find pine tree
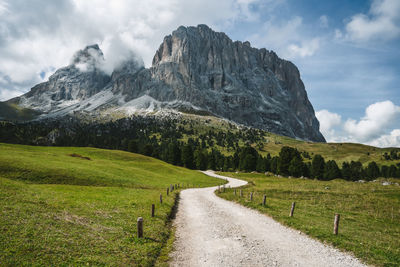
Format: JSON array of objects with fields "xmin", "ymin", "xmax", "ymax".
[
  {"xmin": 181, "ymin": 144, "xmax": 194, "ymax": 169},
  {"xmin": 381, "ymin": 165, "xmax": 389, "ymax": 178},
  {"xmin": 128, "ymin": 140, "xmax": 138, "ymax": 153},
  {"xmin": 388, "ymin": 165, "xmax": 398, "ymax": 178},
  {"xmin": 349, "ymin": 161, "xmax": 363, "ymax": 181},
  {"xmin": 270, "ymin": 156, "xmax": 278, "ymax": 174},
  {"xmin": 324, "ymin": 160, "xmax": 341, "ymax": 180},
  {"xmin": 288, "ymin": 157, "xmax": 305, "ymax": 177},
  {"xmin": 167, "ymin": 142, "xmax": 181, "ymax": 166},
  {"xmin": 239, "ymin": 146, "xmax": 258, "ymax": 171},
  {"xmin": 256, "ymin": 156, "xmax": 266, "ymax": 172},
  {"xmin": 194, "ymin": 149, "xmax": 207, "ymax": 170},
  {"xmin": 366, "ymin": 161, "xmax": 380, "ymax": 180},
  {"xmin": 141, "ymin": 144, "xmax": 154, "ymax": 157},
  {"xmin": 311, "ymin": 154, "xmax": 325, "ymax": 179},
  {"xmin": 240, "ymin": 154, "xmax": 255, "ymax": 171},
  {"xmin": 223, "ymin": 157, "xmax": 231, "ymax": 171},
  {"xmin": 278, "ymin": 146, "xmax": 301, "ymax": 175}
]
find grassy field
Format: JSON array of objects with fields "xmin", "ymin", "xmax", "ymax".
[
  {"xmin": 217, "ymin": 172, "xmax": 400, "ymax": 266},
  {"xmin": 0, "ymin": 143, "xmax": 223, "ymax": 266}
]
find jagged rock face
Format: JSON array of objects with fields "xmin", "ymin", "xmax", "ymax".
[
  {"xmin": 18, "ymin": 45, "xmax": 111, "ymax": 112},
  {"xmin": 4, "ymin": 25, "xmax": 325, "ymax": 142},
  {"xmin": 146, "ymin": 25, "xmax": 325, "ymax": 142}
]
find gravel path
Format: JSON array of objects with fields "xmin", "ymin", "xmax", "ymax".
[{"xmin": 169, "ymin": 171, "xmax": 367, "ymax": 267}]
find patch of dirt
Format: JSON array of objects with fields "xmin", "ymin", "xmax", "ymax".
[{"xmin": 68, "ymin": 153, "xmax": 91, "ymax": 160}]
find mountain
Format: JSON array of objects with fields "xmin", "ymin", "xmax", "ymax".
[{"xmin": 2, "ymin": 25, "xmax": 325, "ymax": 142}]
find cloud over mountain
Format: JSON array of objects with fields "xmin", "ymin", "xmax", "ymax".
[{"xmin": 316, "ymin": 100, "xmax": 400, "ymax": 147}]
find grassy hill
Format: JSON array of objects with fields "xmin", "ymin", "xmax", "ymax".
[
  {"xmin": 217, "ymin": 172, "xmax": 400, "ymax": 266},
  {"xmin": 259, "ymin": 133, "xmax": 399, "ymax": 166},
  {"xmin": 0, "ymin": 102, "xmax": 41, "ymax": 121},
  {"xmin": 0, "ymin": 143, "xmax": 223, "ymax": 266},
  {"xmin": 176, "ymin": 114, "xmax": 400, "ymax": 166}
]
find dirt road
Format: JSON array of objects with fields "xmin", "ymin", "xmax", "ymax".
[{"xmin": 169, "ymin": 171, "xmax": 366, "ymax": 266}]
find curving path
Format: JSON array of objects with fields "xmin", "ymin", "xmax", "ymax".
[{"xmin": 169, "ymin": 171, "xmax": 366, "ymax": 267}]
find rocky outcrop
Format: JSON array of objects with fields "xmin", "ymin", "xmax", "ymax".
[
  {"xmin": 117, "ymin": 25, "xmax": 325, "ymax": 142},
  {"xmin": 15, "ymin": 44, "xmax": 111, "ymax": 112},
  {"xmin": 3, "ymin": 25, "xmax": 325, "ymax": 142}
]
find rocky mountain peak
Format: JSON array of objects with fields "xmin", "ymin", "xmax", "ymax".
[
  {"xmin": 4, "ymin": 25, "xmax": 325, "ymax": 142},
  {"xmin": 71, "ymin": 44, "xmax": 105, "ymax": 72},
  {"xmin": 150, "ymin": 24, "xmax": 325, "ymax": 142}
]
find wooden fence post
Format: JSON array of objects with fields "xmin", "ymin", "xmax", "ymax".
[
  {"xmin": 151, "ymin": 204, "xmax": 155, "ymax": 217},
  {"xmin": 333, "ymin": 214, "xmax": 340, "ymax": 235},
  {"xmin": 137, "ymin": 217, "xmax": 143, "ymax": 238},
  {"xmin": 263, "ymin": 195, "xmax": 266, "ymax": 206},
  {"xmin": 250, "ymin": 192, "xmax": 253, "ymax": 201},
  {"xmin": 167, "ymin": 187, "xmax": 169, "ymax": 196},
  {"xmin": 160, "ymin": 194, "xmax": 163, "ymax": 204},
  {"xmin": 290, "ymin": 202, "xmax": 296, "ymax": 217}
]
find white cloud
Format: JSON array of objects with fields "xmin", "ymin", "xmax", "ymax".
[
  {"xmin": 287, "ymin": 38, "xmax": 320, "ymax": 58},
  {"xmin": 248, "ymin": 15, "xmax": 322, "ymax": 59},
  {"xmin": 0, "ymin": 0, "xmax": 8, "ymax": 15},
  {"xmin": 344, "ymin": 100, "xmax": 400, "ymax": 142},
  {"xmin": 317, "ymin": 101, "xmax": 400, "ymax": 147},
  {"xmin": 315, "ymin": 109, "xmax": 342, "ymax": 141},
  {"xmin": 319, "ymin": 15, "xmax": 328, "ymax": 28},
  {"xmin": 369, "ymin": 129, "xmax": 400, "ymax": 147},
  {"xmin": 344, "ymin": 0, "xmax": 400, "ymax": 42},
  {"xmin": 334, "ymin": 29, "xmax": 343, "ymax": 39},
  {"xmin": 236, "ymin": 0, "xmax": 261, "ymax": 22},
  {"xmin": 0, "ymin": 87, "xmax": 25, "ymax": 101},
  {"xmin": 250, "ymin": 16, "xmax": 303, "ymax": 49}
]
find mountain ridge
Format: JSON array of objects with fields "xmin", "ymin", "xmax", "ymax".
[{"xmin": 2, "ymin": 24, "xmax": 325, "ymax": 142}]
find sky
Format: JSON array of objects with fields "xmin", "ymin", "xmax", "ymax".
[{"xmin": 0, "ymin": 0, "xmax": 399, "ymax": 147}]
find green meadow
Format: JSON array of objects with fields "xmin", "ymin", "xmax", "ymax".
[
  {"xmin": 217, "ymin": 172, "xmax": 400, "ymax": 267},
  {"xmin": 0, "ymin": 143, "xmax": 223, "ymax": 266}
]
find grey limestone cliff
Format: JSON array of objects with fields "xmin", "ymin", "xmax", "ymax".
[
  {"xmin": 114, "ymin": 25, "xmax": 325, "ymax": 142},
  {"xmin": 3, "ymin": 25, "xmax": 325, "ymax": 142}
]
